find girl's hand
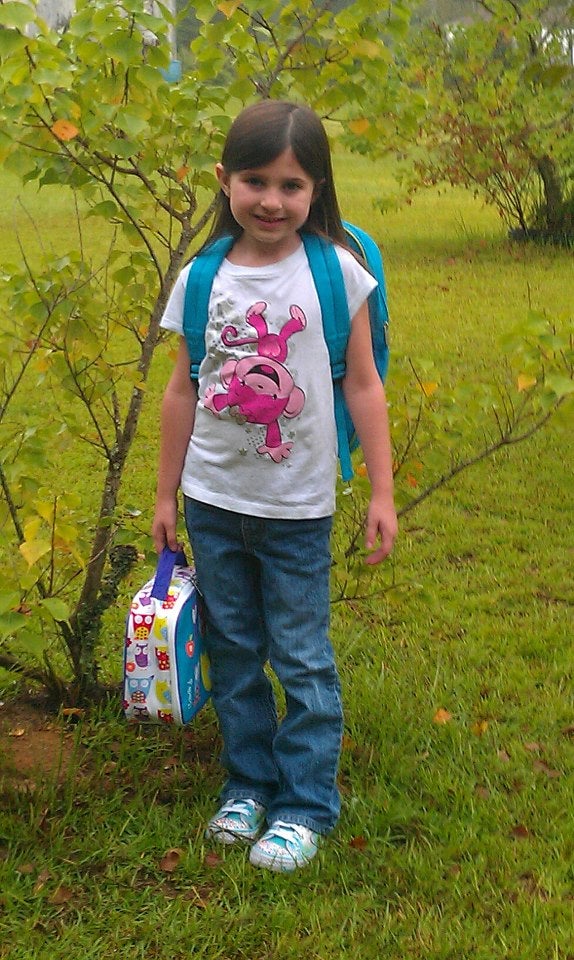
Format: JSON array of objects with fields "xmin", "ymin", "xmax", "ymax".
[
  {"xmin": 364, "ymin": 496, "xmax": 398, "ymax": 565},
  {"xmin": 152, "ymin": 498, "xmax": 180, "ymax": 554}
]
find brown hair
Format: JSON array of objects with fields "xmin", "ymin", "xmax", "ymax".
[{"xmin": 202, "ymin": 100, "xmax": 347, "ymax": 249}]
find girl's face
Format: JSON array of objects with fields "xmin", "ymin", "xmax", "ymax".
[{"xmin": 216, "ymin": 148, "xmax": 319, "ymax": 261}]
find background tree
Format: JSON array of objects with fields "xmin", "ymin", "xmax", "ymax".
[
  {"xmin": 0, "ymin": 0, "xmax": 407, "ymax": 700},
  {"xmin": 356, "ymin": 0, "xmax": 574, "ymax": 242},
  {"xmin": 0, "ymin": 0, "xmax": 571, "ymax": 704}
]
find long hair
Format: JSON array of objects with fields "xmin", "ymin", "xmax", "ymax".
[{"xmin": 201, "ymin": 100, "xmax": 347, "ymax": 250}]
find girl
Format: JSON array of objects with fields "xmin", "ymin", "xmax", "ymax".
[{"xmin": 152, "ymin": 100, "xmax": 397, "ymax": 873}]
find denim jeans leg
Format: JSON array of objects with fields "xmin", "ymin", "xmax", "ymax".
[
  {"xmin": 184, "ymin": 499, "xmax": 342, "ymax": 835},
  {"xmin": 257, "ymin": 515, "xmax": 343, "ymax": 835},
  {"xmin": 184, "ymin": 498, "xmax": 280, "ymax": 808}
]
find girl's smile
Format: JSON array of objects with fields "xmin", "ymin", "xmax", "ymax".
[{"xmin": 216, "ymin": 148, "xmax": 319, "ymax": 263}]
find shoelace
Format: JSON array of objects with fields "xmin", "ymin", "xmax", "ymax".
[
  {"xmin": 219, "ymin": 800, "xmax": 258, "ymax": 820},
  {"xmin": 262, "ymin": 822, "xmax": 314, "ymax": 848}
]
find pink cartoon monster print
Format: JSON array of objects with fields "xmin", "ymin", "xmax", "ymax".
[{"xmin": 204, "ymin": 301, "xmax": 306, "ymax": 463}]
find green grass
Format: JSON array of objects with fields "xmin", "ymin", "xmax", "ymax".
[{"xmin": 1, "ymin": 156, "xmax": 573, "ymax": 958}]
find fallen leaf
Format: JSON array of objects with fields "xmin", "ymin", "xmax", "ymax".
[
  {"xmin": 49, "ymin": 885, "xmax": 74, "ymax": 905},
  {"xmin": 8, "ymin": 727, "xmax": 26, "ymax": 737},
  {"xmin": 159, "ymin": 848, "xmax": 183, "ymax": 873},
  {"xmin": 60, "ymin": 707, "xmax": 85, "ymax": 721},
  {"xmin": 162, "ymin": 756, "xmax": 180, "ymax": 770},
  {"xmin": 561, "ymin": 725, "xmax": 574, "ymax": 738},
  {"xmin": 510, "ymin": 824, "xmax": 530, "ymax": 840},
  {"xmin": 519, "ymin": 872, "xmax": 549, "ymax": 901},
  {"xmin": 475, "ymin": 785, "xmax": 490, "ymax": 800},
  {"xmin": 497, "ymin": 749, "xmax": 511, "ymax": 763},
  {"xmin": 179, "ymin": 884, "xmax": 210, "ymax": 907},
  {"xmin": 433, "ymin": 708, "xmax": 453, "ymax": 725},
  {"xmin": 33, "ymin": 869, "xmax": 51, "ymax": 893},
  {"xmin": 533, "ymin": 759, "xmax": 561, "ymax": 779},
  {"xmin": 349, "ymin": 836, "xmax": 368, "ymax": 850},
  {"xmin": 204, "ymin": 851, "xmax": 223, "ymax": 868},
  {"xmin": 524, "ymin": 741, "xmax": 542, "ymax": 753}
]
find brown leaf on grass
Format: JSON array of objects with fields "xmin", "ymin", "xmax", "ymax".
[
  {"xmin": 510, "ymin": 824, "xmax": 530, "ymax": 840},
  {"xmin": 204, "ymin": 850, "xmax": 223, "ymax": 868},
  {"xmin": 60, "ymin": 707, "xmax": 85, "ymax": 721},
  {"xmin": 533, "ymin": 759, "xmax": 561, "ymax": 779},
  {"xmin": 162, "ymin": 756, "xmax": 180, "ymax": 771},
  {"xmin": 183, "ymin": 884, "xmax": 213, "ymax": 908},
  {"xmin": 497, "ymin": 749, "xmax": 511, "ymax": 763},
  {"xmin": 519, "ymin": 872, "xmax": 549, "ymax": 901},
  {"xmin": 433, "ymin": 708, "xmax": 453, "ymax": 725},
  {"xmin": 524, "ymin": 741, "xmax": 542, "ymax": 753},
  {"xmin": 349, "ymin": 836, "xmax": 368, "ymax": 850},
  {"xmin": 561, "ymin": 725, "xmax": 574, "ymax": 739},
  {"xmin": 33, "ymin": 869, "xmax": 51, "ymax": 893},
  {"xmin": 159, "ymin": 848, "xmax": 183, "ymax": 873},
  {"xmin": 475, "ymin": 785, "xmax": 490, "ymax": 801},
  {"xmin": 49, "ymin": 885, "xmax": 74, "ymax": 905},
  {"xmin": 16, "ymin": 863, "xmax": 36, "ymax": 875}
]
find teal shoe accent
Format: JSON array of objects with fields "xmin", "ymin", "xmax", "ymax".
[
  {"xmin": 249, "ymin": 821, "xmax": 319, "ymax": 872},
  {"xmin": 205, "ymin": 799, "xmax": 267, "ymax": 845}
]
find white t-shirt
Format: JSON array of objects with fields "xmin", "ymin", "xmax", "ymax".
[{"xmin": 161, "ymin": 241, "xmax": 377, "ymax": 519}]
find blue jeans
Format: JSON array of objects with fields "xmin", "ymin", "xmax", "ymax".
[{"xmin": 184, "ymin": 497, "xmax": 343, "ymax": 835}]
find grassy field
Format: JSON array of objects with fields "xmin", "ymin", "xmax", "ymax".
[{"xmin": 0, "ymin": 155, "xmax": 573, "ymax": 959}]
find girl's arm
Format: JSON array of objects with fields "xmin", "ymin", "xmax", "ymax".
[
  {"xmin": 152, "ymin": 337, "xmax": 198, "ymax": 553},
  {"xmin": 342, "ymin": 301, "xmax": 398, "ymax": 565}
]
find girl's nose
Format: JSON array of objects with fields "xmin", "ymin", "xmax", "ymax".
[{"xmin": 260, "ymin": 189, "xmax": 282, "ymax": 211}]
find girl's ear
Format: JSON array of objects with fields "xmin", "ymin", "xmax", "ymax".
[{"xmin": 216, "ymin": 163, "xmax": 230, "ymax": 196}]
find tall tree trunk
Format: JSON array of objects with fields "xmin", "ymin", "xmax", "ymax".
[{"xmin": 537, "ymin": 154, "xmax": 565, "ymax": 236}]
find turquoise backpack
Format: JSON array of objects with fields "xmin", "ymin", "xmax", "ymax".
[{"xmin": 182, "ymin": 221, "xmax": 389, "ymax": 481}]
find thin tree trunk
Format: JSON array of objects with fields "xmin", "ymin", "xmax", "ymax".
[{"xmin": 537, "ymin": 154, "xmax": 564, "ymax": 236}]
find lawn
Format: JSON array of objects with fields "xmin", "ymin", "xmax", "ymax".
[{"xmin": 0, "ymin": 154, "xmax": 573, "ymax": 959}]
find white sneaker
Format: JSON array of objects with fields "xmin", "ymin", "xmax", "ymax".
[
  {"xmin": 205, "ymin": 799, "xmax": 267, "ymax": 845},
  {"xmin": 249, "ymin": 820, "xmax": 319, "ymax": 872}
]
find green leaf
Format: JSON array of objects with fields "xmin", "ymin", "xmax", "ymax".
[
  {"xmin": 0, "ymin": 2, "xmax": 34, "ymax": 30},
  {"xmin": 0, "ymin": 592, "xmax": 21, "ymax": 616},
  {"xmin": 40, "ymin": 597, "xmax": 70, "ymax": 623},
  {"xmin": 544, "ymin": 374, "xmax": 574, "ymax": 398},
  {"xmin": 87, "ymin": 200, "xmax": 120, "ymax": 219},
  {"xmin": 0, "ymin": 612, "xmax": 28, "ymax": 637},
  {"xmin": 0, "ymin": 26, "xmax": 26, "ymax": 56}
]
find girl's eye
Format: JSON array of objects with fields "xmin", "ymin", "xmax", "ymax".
[{"xmin": 284, "ymin": 182, "xmax": 302, "ymax": 192}]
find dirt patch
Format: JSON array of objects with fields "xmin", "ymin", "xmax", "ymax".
[{"xmin": 0, "ymin": 696, "xmax": 79, "ymax": 784}]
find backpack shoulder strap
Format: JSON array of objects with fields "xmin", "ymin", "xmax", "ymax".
[
  {"xmin": 343, "ymin": 220, "xmax": 390, "ymax": 381},
  {"xmin": 300, "ymin": 230, "xmax": 355, "ymax": 480},
  {"xmin": 182, "ymin": 235, "xmax": 235, "ymax": 379},
  {"xmin": 300, "ymin": 232, "xmax": 350, "ymax": 377}
]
